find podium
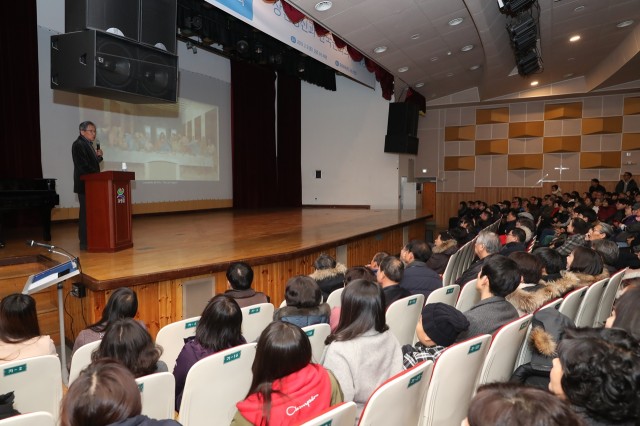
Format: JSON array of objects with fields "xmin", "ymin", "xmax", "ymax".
[{"xmin": 81, "ymin": 171, "xmax": 135, "ymax": 252}]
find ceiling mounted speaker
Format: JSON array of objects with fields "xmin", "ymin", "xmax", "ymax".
[{"xmin": 498, "ymin": 0, "xmax": 536, "ymax": 15}]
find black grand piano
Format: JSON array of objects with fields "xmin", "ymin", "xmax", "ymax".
[{"xmin": 0, "ymin": 178, "xmax": 60, "ymax": 247}]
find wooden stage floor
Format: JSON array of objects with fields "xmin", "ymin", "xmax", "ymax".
[{"xmin": 2, "ymin": 208, "xmax": 431, "ymax": 290}]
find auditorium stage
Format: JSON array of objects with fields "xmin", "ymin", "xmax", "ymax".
[{"xmin": 1, "ymin": 208, "xmax": 430, "ymax": 341}]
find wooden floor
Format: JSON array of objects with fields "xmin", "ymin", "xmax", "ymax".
[{"xmin": 2, "ymin": 208, "xmax": 431, "ymax": 289}]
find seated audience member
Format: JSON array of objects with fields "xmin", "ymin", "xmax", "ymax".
[
  {"xmin": 309, "ymin": 253, "xmax": 347, "ymax": 300},
  {"xmin": 615, "ymin": 171, "xmax": 638, "ymax": 194},
  {"xmin": 516, "ymin": 215, "xmax": 536, "ymax": 243},
  {"xmin": 574, "ymin": 205, "xmax": 598, "ymax": 226},
  {"xmin": 500, "ymin": 228, "xmax": 527, "ymax": 256},
  {"xmin": 323, "ymin": 279, "xmax": 402, "ymax": 416},
  {"xmin": 456, "ymin": 255, "xmax": 520, "ymax": 342},
  {"xmin": 549, "ymin": 327, "xmax": 640, "ymax": 426},
  {"xmin": 585, "ymin": 221, "xmax": 614, "ymax": 245},
  {"xmin": 553, "ymin": 218, "xmax": 589, "ymax": 258},
  {"xmin": 455, "ymin": 231, "xmax": 501, "ymax": 287},
  {"xmin": 508, "ymin": 251, "xmax": 544, "ymax": 291},
  {"xmin": 329, "ymin": 267, "xmax": 375, "ymax": 332},
  {"xmin": 508, "ymin": 246, "xmax": 608, "ymax": 315},
  {"xmin": 72, "ymin": 287, "xmax": 139, "ymax": 353},
  {"xmin": 402, "ymin": 303, "xmax": 470, "ymax": 369},
  {"xmin": 376, "ymin": 255, "xmax": 411, "ymax": 308},
  {"xmin": 459, "ymin": 215, "xmax": 478, "ymax": 241},
  {"xmin": 273, "ymin": 276, "xmax": 330, "ymax": 327},
  {"xmin": 426, "ymin": 231, "xmax": 458, "ymax": 274},
  {"xmin": 464, "ymin": 383, "xmax": 582, "ymax": 426},
  {"xmin": 366, "ymin": 251, "xmax": 388, "ymax": 275},
  {"xmin": 498, "ymin": 209, "xmax": 518, "ymax": 235},
  {"xmin": 0, "ymin": 293, "xmax": 56, "ymax": 364},
  {"xmin": 589, "ymin": 178, "xmax": 607, "ymax": 195},
  {"xmin": 60, "ymin": 359, "xmax": 180, "ymax": 426},
  {"xmin": 399, "ymin": 240, "xmax": 442, "ymax": 300},
  {"xmin": 590, "ymin": 239, "xmax": 620, "ymax": 274},
  {"xmin": 534, "ymin": 248, "xmax": 565, "ymax": 284},
  {"xmin": 173, "ymin": 295, "xmax": 246, "ymax": 410},
  {"xmin": 91, "ymin": 318, "xmax": 166, "ymax": 378},
  {"xmin": 232, "ymin": 321, "xmax": 343, "ymax": 426},
  {"xmin": 606, "ymin": 286, "xmax": 640, "ymax": 339},
  {"xmin": 223, "ymin": 262, "xmax": 269, "ymax": 308}
]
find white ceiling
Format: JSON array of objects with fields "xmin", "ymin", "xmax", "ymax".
[{"xmin": 287, "ymin": 0, "xmax": 640, "ymax": 102}]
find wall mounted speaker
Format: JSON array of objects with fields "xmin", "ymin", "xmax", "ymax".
[
  {"xmin": 385, "ymin": 102, "xmax": 420, "ymax": 154},
  {"xmin": 51, "ymin": 30, "xmax": 178, "ymax": 103}
]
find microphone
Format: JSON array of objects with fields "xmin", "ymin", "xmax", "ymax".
[
  {"xmin": 26, "ymin": 240, "xmax": 55, "ymax": 250},
  {"xmin": 96, "ymin": 141, "xmax": 101, "ymax": 151},
  {"xmin": 96, "ymin": 140, "xmax": 103, "ymax": 161}
]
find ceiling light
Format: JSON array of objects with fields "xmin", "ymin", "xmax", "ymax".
[
  {"xmin": 410, "ymin": 34, "xmax": 420, "ymax": 40},
  {"xmin": 448, "ymin": 17, "xmax": 464, "ymax": 26},
  {"xmin": 461, "ymin": 44, "xmax": 474, "ymax": 52},
  {"xmin": 574, "ymin": 5, "xmax": 585, "ymax": 12},
  {"xmin": 430, "ymin": 56, "xmax": 439, "ymax": 62},
  {"xmin": 314, "ymin": 1, "xmax": 332, "ymax": 12},
  {"xmin": 446, "ymin": 72, "xmax": 454, "ymax": 77},
  {"xmin": 398, "ymin": 66, "xmax": 409, "ymax": 73},
  {"xmin": 563, "ymin": 72, "xmax": 574, "ymax": 78},
  {"xmin": 373, "ymin": 46, "xmax": 387, "ymax": 54},
  {"xmin": 617, "ymin": 20, "xmax": 634, "ymax": 28},
  {"xmin": 569, "ymin": 35, "xmax": 581, "ymax": 42},
  {"xmin": 530, "ymin": 80, "xmax": 539, "ymax": 86},
  {"xmin": 469, "ymin": 65, "xmax": 480, "ymax": 70},
  {"xmin": 447, "ymin": 51, "xmax": 452, "ymax": 56},
  {"xmin": 415, "ymin": 82, "xmax": 425, "ymax": 88}
]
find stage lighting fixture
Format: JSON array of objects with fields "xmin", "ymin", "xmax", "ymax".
[{"xmin": 498, "ymin": 0, "xmax": 536, "ymax": 15}]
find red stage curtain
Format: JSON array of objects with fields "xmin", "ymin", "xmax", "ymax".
[
  {"xmin": 0, "ymin": 0, "xmax": 42, "ymax": 178},
  {"xmin": 282, "ymin": 0, "xmax": 305, "ymax": 24}
]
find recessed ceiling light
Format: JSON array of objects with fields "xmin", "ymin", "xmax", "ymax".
[
  {"xmin": 469, "ymin": 65, "xmax": 480, "ymax": 71},
  {"xmin": 398, "ymin": 66, "xmax": 409, "ymax": 73},
  {"xmin": 460, "ymin": 44, "xmax": 474, "ymax": 52},
  {"xmin": 617, "ymin": 20, "xmax": 634, "ymax": 28},
  {"xmin": 530, "ymin": 81, "xmax": 539, "ymax": 86},
  {"xmin": 410, "ymin": 34, "xmax": 420, "ymax": 40},
  {"xmin": 373, "ymin": 46, "xmax": 387, "ymax": 54},
  {"xmin": 415, "ymin": 82, "xmax": 425, "ymax": 88},
  {"xmin": 446, "ymin": 72, "xmax": 454, "ymax": 77},
  {"xmin": 447, "ymin": 51, "xmax": 452, "ymax": 56},
  {"xmin": 567, "ymin": 57, "xmax": 575, "ymax": 61},
  {"xmin": 563, "ymin": 72, "xmax": 574, "ymax": 78},
  {"xmin": 448, "ymin": 17, "xmax": 464, "ymax": 26},
  {"xmin": 569, "ymin": 35, "xmax": 581, "ymax": 42},
  {"xmin": 314, "ymin": 1, "xmax": 332, "ymax": 12},
  {"xmin": 430, "ymin": 56, "xmax": 439, "ymax": 62},
  {"xmin": 574, "ymin": 5, "xmax": 585, "ymax": 12}
]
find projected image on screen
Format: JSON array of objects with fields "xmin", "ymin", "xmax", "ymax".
[{"xmin": 80, "ymin": 97, "xmax": 219, "ymax": 181}]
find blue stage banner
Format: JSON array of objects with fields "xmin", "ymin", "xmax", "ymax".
[{"xmin": 215, "ymin": 0, "xmax": 254, "ymax": 20}]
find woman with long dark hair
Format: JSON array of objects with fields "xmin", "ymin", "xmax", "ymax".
[
  {"xmin": 91, "ymin": 318, "xmax": 164, "ymax": 378},
  {"xmin": 0, "ymin": 293, "xmax": 56, "ymax": 364},
  {"xmin": 72, "ymin": 287, "xmax": 139, "ymax": 353},
  {"xmin": 173, "ymin": 295, "xmax": 246, "ymax": 410},
  {"xmin": 231, "ymin": 321, "xmax": 343, "ymax": 425},
  {"xmin": 322, "ymin": 279, "xmax": 402, "ymax": 416}
]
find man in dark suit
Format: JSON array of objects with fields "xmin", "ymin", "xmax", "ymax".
[
  {"xmin": 376, "ymin": 255, "xmax": 410, "ymax": 309},
  {"xmin": 72, "ymin": 121, "xmax": 103, "ymax": 250}
]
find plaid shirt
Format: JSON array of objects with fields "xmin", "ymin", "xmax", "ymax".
[
  {"xmin": 555, "ymin": 233, "xmax": 586, "ymax": 257},
  {"xmin": 401, "ymin": 343, "xmax": 446, "ymax": 370}
]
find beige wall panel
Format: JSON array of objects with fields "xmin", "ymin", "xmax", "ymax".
[
  {"xmin": 461, "ymin": 107, "xmax": 477, "ymax": 125},
  {"xmin": 476, "ymin": 124, "xmax": 492, "ymax": 140},
  {"xmin": 544, "ymin": 120, "xmax": 563, "ymax": 137},
  {"xmin": 526, "ymin": 137, "xmax": 544, "ymax": 153},
  {"xmin": 527, "ymin": 102, "xmax": 545, "ymax": 121},
  {"xmin": 474, "ymin": 155, "xmax": 492, "ymax": 186},
  {"xmin": 507, "ymin": 170, "xmax": 526, "ymax": 187},
  {"xmin": 508, "ymin": 139, "xmax": 525, "ymax": 154},
  {"xmin": 623, "ymin": 115, "xmax": 640, "ymax": 133},
  {"xmin": 509, "ymin": 103, "xmax": 527, "ymax": 122},
  {"xmin": 562, "ymin": 119, "xmax": 582, "ymax": 136},
  {"xmin": 581, "ymin": 135, "xmax": 603, "ymax": 152},
  {"xmin": 492, "ymin": 123, "xmax": 509, "ymax": 139},
  {"xmin": 490, "ymin": 155, "xmax": 509, "ymax": 187},
  {"xmin": 602, "ymin": 95, "xmax": 624, "ymax": 117},
  {"xmin": 583, "ymin": 97, "xmax": 603, "ymax": 118},
  {"xmin": 445, "ymin": 108, "xmax": 462, "ymax": 126}
]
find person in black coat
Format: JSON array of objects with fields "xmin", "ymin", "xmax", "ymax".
[
  {"xmin": 376, "ymin": 255, "xmax": 410, "ymax": 309},
  {"xmin": 71, "ymin": 120, "xmax": 103, "ymax": 250}
]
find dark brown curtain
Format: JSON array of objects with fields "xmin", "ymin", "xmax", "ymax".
[
  {"xmin": 0, "ymin": 0, "xmax": 43, "ymax": 178},
  {"xmin": 276, "ymin": 73, "xmax": 301, "ymax": 207}
]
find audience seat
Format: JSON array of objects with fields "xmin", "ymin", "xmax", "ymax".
[
  {"xmin": 240, "ymin": 303, "xmax": 275, "ymax": 343},
  {"xmin": 558, "ymin": 286, "xmax": 589, "ymax": 322},
  {"xmin": 136, "ymin": 372, "xmax": 176, "ymax": 420},
  {"xmin": 0, "ymin": 412, "xmax": 55, "ymax": 426},
  {"xmin": 513, "ymin": 298, "xmax": 563, "ymax": 371},
  {"xmin": 299, "ymin": 402, "xmax": 357, "ymax": 426},
  {"xmin": 178, "ymin": 342, "xmax": 257, "ymax": 426},
  {"xmin": 0, "ymin": 355, "xmax": 62, "ymax": 419},
  {"xmin": 358, "ymin": 360, "xmax": 434, "ymax": 426},
  {"xmin": 302, "ymin": 323, "xmax": 331, "ymax": 364},
  {"xmin": 386, "ymin": 294, "xmax": 425, "ymax": 345},
  {"xmin": 68, "ymin": 339, "xmax": 101, "ymax": 385},
  {"xmin": 455, "ymin": 279, "xmax": 479, "ymax": 313},
  {"xmin": 425, "ymin": 285, "xmax": 460, "ymax": 307},
  {"xmin": 573, "ymin": 278, "xmax": 608, "ymax": 327},
  {"xmin": 477, "ymin": 314, "xmax": 532, "ymax": 386},
  {"xmin": 155, "ymin": 316, "xmax": 200, "ymax": 373},
  {"xmin": 594, "ymin": 268, "xmax": 626, "ymax": 327},
  {"xmin": 420, "ymin": 335, "xmax": 491, "ymax": 426},
  {"xmin": 326, "ymin": 287, "xmax": 344, "ymax": 309}
]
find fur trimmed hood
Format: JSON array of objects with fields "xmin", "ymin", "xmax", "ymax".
[
  {"xmin": 506, "ymin": 269, "xmax": 609, "ymax": 315},
  {"xmin": 432, "ymin": 239, "xmax": 457, "ymax": 255},
  {"xmin": 309, "ymin": 263, "xmax": 347, "ymax": 281},
  {"xmin": 529, "ymin": 326, "xmax": 556, "ymax": 357}
]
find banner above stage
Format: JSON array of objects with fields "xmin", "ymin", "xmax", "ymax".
[{"xmin": 207, "ymin": 0, "xmax": 377, "ymax": 89}]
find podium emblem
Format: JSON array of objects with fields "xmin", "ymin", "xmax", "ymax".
[{"xmin": 116, "ymin": 187, "xmax": 126, "ymax": 204}]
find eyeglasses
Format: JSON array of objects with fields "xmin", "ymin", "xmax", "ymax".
[{"xmin": 83, "ymin": 129, "xmax": 96, "ymax": 134}]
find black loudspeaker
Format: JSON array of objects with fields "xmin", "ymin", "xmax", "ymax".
[
  {"xmin": 65, "ymin": 0, "xmax": 176, "ymax": 54},
  {"xmin": 384, "ymin": 102, "xmax": 420, "ymax": 154},
  {"xmin": 51, "ymin": 30, "xmax": 178, "ymax": 103}
]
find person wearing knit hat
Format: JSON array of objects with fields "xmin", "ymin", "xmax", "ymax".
[{"xmin": 401, "ymin": 303, "xmax": 470, "ymax": 369}]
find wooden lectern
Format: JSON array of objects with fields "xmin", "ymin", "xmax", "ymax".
[{"xmin": 81, "ymin": 171, "xmax": 135, "ymax": 252}]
